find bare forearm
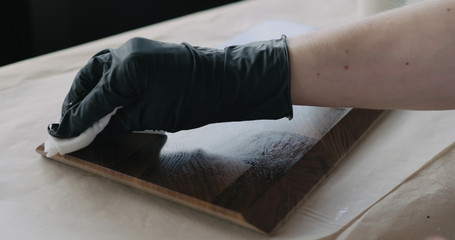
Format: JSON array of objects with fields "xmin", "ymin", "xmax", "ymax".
[{"xmin": 288, "ymin": 0, "xmax": 455, "ymax": 110}]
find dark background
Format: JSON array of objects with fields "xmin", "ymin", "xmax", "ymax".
[{"xmin": 1, "ymin": 0, "xmax": 240, "ymax": 67}]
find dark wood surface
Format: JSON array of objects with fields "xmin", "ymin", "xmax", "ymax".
[{"xmin": 36, "ymin": 106, "xmax": 384, "ymax": 234}]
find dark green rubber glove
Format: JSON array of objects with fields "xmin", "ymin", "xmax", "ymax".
[{"xmin": 48, "ymin": 36, "xmax": 293, "ymax": 138}]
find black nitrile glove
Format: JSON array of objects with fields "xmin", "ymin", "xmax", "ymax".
[{"xmin": 48, "ymin": 36, "xmax": 293, "ymax": 138}]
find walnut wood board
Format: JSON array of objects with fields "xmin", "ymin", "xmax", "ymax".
[{"xmin": 36, "ymin": 106, "xmax": 384, "ymax": 234}]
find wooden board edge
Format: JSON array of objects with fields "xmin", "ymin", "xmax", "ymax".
[
  {"xmin": 35, "ymin": 109, "xmax": 387, "ymax": 234},
  {"xmin": 35, "ymin": 145, "xmax": 265, "ymax": 234}
]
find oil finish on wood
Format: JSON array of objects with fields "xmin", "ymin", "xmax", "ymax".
[{"xmin": 36, "ymin": 106, "xmax": 384, "ymax": 234}]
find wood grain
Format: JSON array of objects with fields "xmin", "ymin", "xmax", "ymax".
[{"xmin": 36, "ymin": 106, "xmax": 384, "ymax": 234}]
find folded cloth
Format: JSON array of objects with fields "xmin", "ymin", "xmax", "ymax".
[
  {"xmin": 44, "ymin": 105, "xmax": 167, "ymax": 158},
  {"xmin": 44, "ymin": 108, "xmax": 120, "ymax": 157}
]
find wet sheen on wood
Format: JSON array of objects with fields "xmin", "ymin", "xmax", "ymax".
[{"xmin": 36, "ymin": 106, "xmax": 384, "ymax": 234}]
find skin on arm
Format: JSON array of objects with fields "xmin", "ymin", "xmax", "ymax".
[{"xmin": 288, "ymin": 0, "xmax": 455, "ymax": 110}]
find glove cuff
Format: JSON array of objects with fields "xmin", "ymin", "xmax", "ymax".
[{"xmin": 217, "ymin": 35, "xmax": 293, "ymax": 123}]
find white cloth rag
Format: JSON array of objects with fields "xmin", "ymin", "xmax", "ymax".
[
  {"xmin": 44, "ymin": 108, "xmax": 120, "ymax": 157},
  {"xmin": 44, "ymin": 107, "xmax": 166, "ymax": 158}
]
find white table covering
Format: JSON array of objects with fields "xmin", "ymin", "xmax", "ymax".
[{"xmin": 2, "ymin": 0, "xmax": 454, "ymax": 239}]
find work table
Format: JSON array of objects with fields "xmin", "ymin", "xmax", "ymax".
[{"xmin": 1, "ymin": 0, "xmax": 454, "ymax": 239}]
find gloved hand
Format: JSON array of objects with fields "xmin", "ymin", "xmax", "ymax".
[{"xmin": 48, "ymin": 36, "xmax": 293, "ymax": 138}]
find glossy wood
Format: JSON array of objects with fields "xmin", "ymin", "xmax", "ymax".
[{"xmin": 36, "ymin": 106, "xmax": 384, "ymax": 234}]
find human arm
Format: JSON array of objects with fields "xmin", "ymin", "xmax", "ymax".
[
  {"xmin": 49, "ymin": 0, "xmax": 455, "ymax": 140},
  {"xmin": 288, "ymin": 0, "xmax": 455, "ymax": 110}
]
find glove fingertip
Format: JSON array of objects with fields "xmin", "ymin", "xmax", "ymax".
[{"xmin": 47, "ymin": 123, "xmax": 62, "ymax": 138}]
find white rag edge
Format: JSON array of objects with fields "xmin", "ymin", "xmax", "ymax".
[
  {"xmin": 44, "ymin": 107, "xmax": 121, "ymax": 158},
  {"xmin": 44, "ymin": 107, "xmax": 167, "ymax": 158}
]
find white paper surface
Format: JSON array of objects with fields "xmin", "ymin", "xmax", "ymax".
[
  {"xmin": 337, "ymin": 142, "xmax": 455, "ymax": 239},
  {"xmin": 1, "ymin": 0, "xmax": 448, "ymax": 239}
]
